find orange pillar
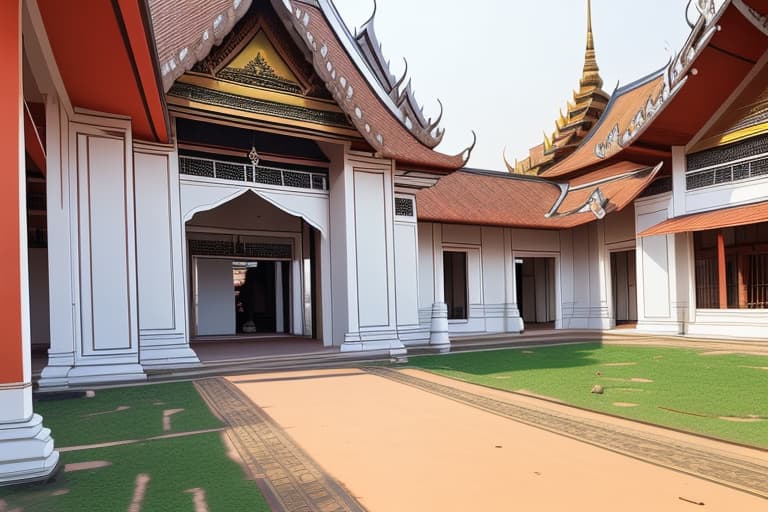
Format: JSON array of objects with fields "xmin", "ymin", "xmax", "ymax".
[
  {"xmin": 0, "ymin": 0, "xmax": 58, "ymax": 485},
  {"xmin": 0, "ymin": 0, "xmax": 24, "ymax": 386},
  {"xmin": 717, "ymin": 230, "xmax": 727, "ymax": 309}
]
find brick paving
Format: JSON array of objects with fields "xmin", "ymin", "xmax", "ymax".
[{"xmin": 194, "ymin": 378, "xmax": 366, "ymax": 512}]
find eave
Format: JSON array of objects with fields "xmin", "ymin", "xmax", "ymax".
[{"xmin": 38, "ymin": 0, "xmax": 169, "ymax": 143}]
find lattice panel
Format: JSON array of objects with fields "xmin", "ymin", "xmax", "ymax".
[
  {"xmin": 686, "ymin": 155, "xmax": 768, "ymax": 190},
  {"xmin": 687, "ymin": 134, "xmax": 768, "ymax": 171},
  {"xmin": 395, "ymin": 197, "xmax": 415, "ymax": 217},
  {"xmin": 189, "ymin": 239, "xmax": 292, "ymax": 259}
]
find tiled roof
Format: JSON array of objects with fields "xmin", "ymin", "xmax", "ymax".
[
  {"xmin": 417, "ymin": 161, "xmax": 659, "ymax": 229},
  {"xmin": 639, "ymin": 200, "xmax": 768, "ymax": 237},
  {"xmin": 148, "ymin": 0, "xmax": 470, "ymax": 172},
  {"xmin": 149, "ymin": 0, "xmax": 253, "ymax": 91},
  {"xmin": 541, "ymin": 74, "xmax": 666, "ymax": 178}
]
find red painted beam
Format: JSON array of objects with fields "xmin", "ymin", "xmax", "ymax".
[
  {"xmin": 717, "ymin": 230, "xmax": 727, "ymax": 309},
  {"xmin": 0, "ymin": 0, "xmax": 25, "ymax": 384},
  {"xmin": 38, "ymin": 0, "xmax": 169, "ymax": 142}
]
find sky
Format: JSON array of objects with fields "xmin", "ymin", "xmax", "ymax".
[{"xmin": 331, "ymin": 0, "xmax": 704, "ymax": 171}]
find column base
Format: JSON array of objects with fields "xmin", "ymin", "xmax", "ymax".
[
  {"xmin": 429, "ymin": 302, "xmax": 450, "ymax": 349},
  {"xmin": 140, "ymin": 340, "xmax": 201, "ymax": 369},
  {"xmin": 39, "ymin": 363, "xmax": 146, "ymax": 390},
  {"xmin": 504, "ymin": 304, "xmax": 525, "ymax": 333},
  {"xmin": 0, "ymin": 414, "xmax": 59, "ymax": 486},
  {"xmin": 340, "ymin": 330, "xmax": 407, "ymax": 356}
]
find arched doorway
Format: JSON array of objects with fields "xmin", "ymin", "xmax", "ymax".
[{"xmin": 185, "ymin": 191, "xmax": 323, "ymax": 343}]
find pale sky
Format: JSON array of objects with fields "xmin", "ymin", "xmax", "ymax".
[{"xmin": 332, "ymin": 0, "xmax": 704, "ymax": 171}]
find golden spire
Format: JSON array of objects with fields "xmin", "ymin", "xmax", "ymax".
[
  {"xmin": 543, "ymin": 131, "xmax": 553, "ymax": 152},
  {"xmin": 580, "ymin": 0, "xmax": 603, "ymax": 90}
]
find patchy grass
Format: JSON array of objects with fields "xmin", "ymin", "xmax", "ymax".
[
  {"xmin": 1, "ymin": 433, "xmax": 270, "ymax": 512},
  {"xmin": 2, "ymin": 381, "xmax": 269, "ymax": 511},
  {"xmin": 409, "ymin": 343, "xmax": 768, "ymax": 447},
  {"xmin": 34, "ymin": 381, "xmax": 222, "ymax": 447}
]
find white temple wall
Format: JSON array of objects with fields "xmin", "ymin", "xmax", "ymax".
[
  {"xmin": 40, "ymin": 111, "xmax": 147, "ymax": 387},
  {"xmin": 416, "ymin": 221, "xmax": 526, "ymax": 339},
  {"xmin": 559, "ymin": 222, "xmax": 609, "ymax": 329},
  {"xmin": 393, "ymin": 194, "xmax": 424, "ymax": 343},
  {"xmin": 634, "ymin": 192, "xmax": 683, "ymax": 333},
  {"xmin": 338, "ymin": 152, "xmax": 404, "ymax": 354},
  {"xmin": 686, "ymin": 178, "xmax": 768, "ymax": 214},
  {"xmin": 417, "ymin": 222, "xmax": 437, "ymax": 333},
  {"xmin": 134, "ymin": 142, "xmax": 198, "ymax": 367}
]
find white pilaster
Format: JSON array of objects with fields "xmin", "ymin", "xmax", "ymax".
[
  {"xmin": 503, "ymin": 228, "xmax": 524, "ymax": 332},
  {"xmin": 38, "ymin": 96, "xmax": 75, "ymax": 387},
  {"xmin": 338, "ymin": 151, "xmax": 405, "ymax": 356},
  {"xmin": 41, "ymin": 112, "xmax": 146, "ymax": 386},
  {"xmin": 429, "ymin": 223, "xmax": 450, "ymax": 348},
  {"xmin": 135, "ymin": 142, "xmax": 199, "ymax": 368}
]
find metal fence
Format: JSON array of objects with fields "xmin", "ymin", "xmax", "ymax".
[{"xmin": 179, "ymin": 155, "xmax": 328, "ymax": 191}]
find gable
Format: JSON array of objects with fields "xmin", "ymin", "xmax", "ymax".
[
  {"xmin": 218, "ymin": 30, "xmax": 302, "ymax": 93},
  {"xmin": 166, "ymin": 2, "xmax": 360, "ymax": 140}
]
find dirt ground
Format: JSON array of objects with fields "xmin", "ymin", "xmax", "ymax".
[{"xmin": 228, "ymin": 368, "xmax": 767, "ymax": 511}]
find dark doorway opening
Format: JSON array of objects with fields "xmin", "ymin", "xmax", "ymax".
[
  {"xmin": 516, "ymin": 257, "xmax": 556, "ymax": 326},
  {"xmin": 444, "ymin": 251, "xmax": 468, "ymax": 320},
  {"xmin": 611, "ymin": 250, "xmax": 637, "ymax": 324},
  {"xmin": 234, "ymin": 261, "xmax": 290, "ymax": 334}
]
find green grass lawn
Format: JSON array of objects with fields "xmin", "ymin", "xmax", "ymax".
[
  {"xmin": 34, "ymin": 381, "xmax": 222, "ymax": 447},
  {"xmin": 1, "ymin": 382, "xmax": 270, "ymax": 511},
  {"xmin": 408, "ymin": 343, "xmax": 768, "ymax": 447}
]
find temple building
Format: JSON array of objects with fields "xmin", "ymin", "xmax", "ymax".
[{"xmin": 1, "ymin": 0, "xmax": 768, "ymax": 485}]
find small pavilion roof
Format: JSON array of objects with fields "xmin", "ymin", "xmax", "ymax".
[{"xmin": 417, "ymin": 161, "xmax": 660, "ymax": 229}]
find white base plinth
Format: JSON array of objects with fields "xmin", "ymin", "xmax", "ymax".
[
  {"xmin": 0, "ymin": 414, "xmax": 59, "ymax": 485},
  {"xmin": 429, "ymin": 302, "xmax": 450, "ymax": 348}
]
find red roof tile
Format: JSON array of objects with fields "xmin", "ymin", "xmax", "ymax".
[{"xmin": 639, "ymin": 201, "xmax": 768, "ymax": 237}]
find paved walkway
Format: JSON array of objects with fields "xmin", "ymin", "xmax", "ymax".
[{"xmin": 203, "ymin": 368, "xmax": 767, "ymax": 511}]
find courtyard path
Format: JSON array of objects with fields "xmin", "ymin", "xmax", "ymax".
[{"xmin": 200, "ymin": 368, "xmax": 768, "ymax": 511}]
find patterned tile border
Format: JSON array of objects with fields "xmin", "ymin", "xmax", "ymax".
[
  {"xmin": 365, "ymin": 367, "xmax": 768, "ymax": 499},
  {"xmin": 194, "ymin": 378, "xmax": 366, "ymax": 512}
]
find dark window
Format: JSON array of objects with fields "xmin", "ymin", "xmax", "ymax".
[
  {"xmin": 443, "ymin": 251, "xmax": 468, "ymax": 320},
  {"xmin": 694, "ymin": 223, "xmax": 768, "ymax": 309}
]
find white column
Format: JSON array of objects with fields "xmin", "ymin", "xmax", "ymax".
[
  {"xmin": 635, "ymin": 193, "xmax": 683, "ymax": 333},
  {"xmin": 338, "ymin": 152, "xmax": 405, "ymax": 355},
  {"xmin": 42, "ymin": 113, "xmax": 146, "ymax": 386},
  {"xmin": 38, "ymin": 95, "xmax": 76, "ymax": 387},
  {"xmin": 275, "ymin": 261, "xmax": 285, "ymax": 333},
  {"xmin": 135, "ymin": 142, "xmax": 199, "ymax": 368},
  {"xmin": 503, "ymin": 228, "xmax": 524, "ymax": 332},
  {"xmin": 393, "ymin": 195, "xmax": 423, "ymax": 345},
  {"xmin": 429, "ymin": 223, "xmax": 450, "ymax": 348}
]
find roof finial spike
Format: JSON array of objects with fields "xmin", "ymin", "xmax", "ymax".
[
  {"xmin": 586, "ymin": 0, "xmax": 594, "ymax": 51},
  {"xmin": 580, "ymin": 0, "xmax": 603, "ymax": 90},
  {"xmin": 362, "ymin": 0, "xmax": 377, "ymax": 29}
]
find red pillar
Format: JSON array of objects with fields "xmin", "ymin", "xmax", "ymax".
[
  {"xmin": 0, "ymin": 0, "xmax": 58, "ymax": 485},
  {"xmin": 0, "ymin": 0, "xmax": 24, "ymax": 386},
  {"xmin": 717, "ymin": 230, "xmax": 727, "ymax": 309}
]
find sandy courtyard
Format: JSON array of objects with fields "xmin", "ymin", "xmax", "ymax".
[{"xmin": 225, "ymin": 368, "xmax": 767, "ymax": 511}]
